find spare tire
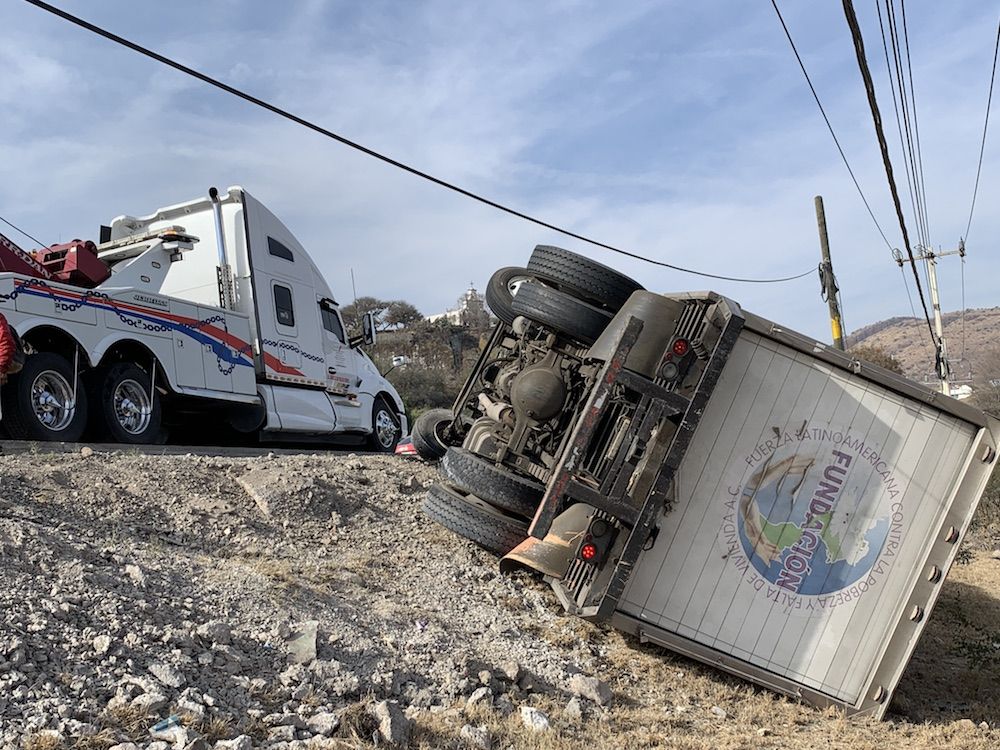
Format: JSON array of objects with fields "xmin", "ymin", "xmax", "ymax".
[
  {"xmin": 485, "ymin": 266, "xmax": 534, "ymax": 325},
  {"xmin": 422, "ymin": 482, "xmax": 529, "ymax": 556},
  {"xmin": 527, "ymin": 245, "xmax": 643, "ymax": 311},
  {"xmin": 440, "ymin": 447, "xmax": 543, "ymax": 518},
  {"xmin": 411, "ymin": 408, "xmax": 453, "ymax": 460},
  {"xmin": 511, "ymin": 281, "xmax": 612, "ymax": 345}
]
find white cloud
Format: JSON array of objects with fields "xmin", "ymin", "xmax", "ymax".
[{"xmin": 0, "ymin": 0, "xmax": 996, "ymax": 341}]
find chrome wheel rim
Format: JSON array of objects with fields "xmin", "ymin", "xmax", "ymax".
[
  {"xmin": 31, "ymin": 370, "xmax": 75, "ymax": 432},
  {"xmin": 375, "ymin": 410, "xmax": 398, "ymax": 448},
  {"xmin": 507, "ymin": 275, "xmax": 531, "ymax": 298},
  {"xmin": 113, "ymin": 378, "xmax": 152, "ymax": 435}
]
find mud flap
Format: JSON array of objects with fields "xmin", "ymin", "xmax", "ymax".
[{"xmin": 500, "ymin": 503, "xmax": 593, "ymax": 578}]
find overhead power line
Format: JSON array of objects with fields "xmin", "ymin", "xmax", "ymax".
[
  {"xmin": 899, "ymin": 1, "xmax": 932, "ymax": 247},
  {"xmin": 23, "ymin": 0, "xmax": 814, "ymax": 285},
  {"xmin": 841, "ymin": 0, "xmax": 936, "ymax": 346},
  {"xmin": 769, "ymin": 0, "xmax": 893, "ymax": 251},
  {"xmin": 877, "ymin": 0, "xmax": 929, "ymax": 251},
  {"xmin": 0, "ymin": 213, "xmax": 47, "ymax": 248},
  {"xmin": 964, "ymin": 18, "xmax": 1000, "ymax": 244}
]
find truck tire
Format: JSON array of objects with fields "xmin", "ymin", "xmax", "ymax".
[
  {"xmin": 485, "ymin": 266, "xmax": 534, "ymax": 325},
  {"xmin": 440, "ymin": 447, "xmax": 543, "ymax": 518},
  {"xmin": 511, "ymin": 281, "xmax": 613, "ymax": 345},
  {"xmin": 527, "ymin": 245, "xmax": 643, "ymax": 311},
  {"xmin": 422, "ymin": 482, "xmax": 529, "ymax": 556},
  {"xmin": 96, "ymin": 362, "xmax": 164, "ymax": 444},
  {"xmin": 411, "ymin": 408, "xmax": 452, "ymax": 460},
  {"xmin": 369, "ymin": 397, "xmax": 402, "ymax": 453},
  {"xmin": 2, "ymin": 352, "xmax": 88, "ymax": 442}
]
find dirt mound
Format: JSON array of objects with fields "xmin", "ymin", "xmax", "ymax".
[{"xmin": 0, "ymin": 446, "xmax": 998, "ymax": 749}]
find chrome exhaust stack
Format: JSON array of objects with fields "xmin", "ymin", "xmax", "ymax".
[{"xmin": 209, "ymin": 186, "xmax": 236, "ymax": 310}]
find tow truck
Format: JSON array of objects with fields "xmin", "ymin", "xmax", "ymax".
[{"xmin": 0, "ymin": 187, "xmax": 405, "ymax": 448}]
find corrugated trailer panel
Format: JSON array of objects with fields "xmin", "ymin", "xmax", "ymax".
[{"xmin": 618, "ymin": 329, "xmax": 982, "ymax": 713}]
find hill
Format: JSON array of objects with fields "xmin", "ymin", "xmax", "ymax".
[{"xmin": 848, "ymin": 307, "xmax": 1000, "ymax": 385}]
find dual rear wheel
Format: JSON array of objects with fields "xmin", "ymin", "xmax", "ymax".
[{"xmin": 1, "ymin": 354, "xmax": 163, "ymax": 444}]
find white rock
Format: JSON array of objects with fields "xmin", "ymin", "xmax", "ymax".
[
  {"xmin": 124, "ymin": 563, "xmax": 146, "ymax": 586},
  {"xmin": 285, "ymin": 620, "xmax": 319, "ymax": 665},
  {"xmin": 213, "ymin": 736, "xmax": 252, "ymax": 750},
  {"xmin": 131, "ymin": 692, "xmax": 168, "ymax": 715},
  {"xmin": 519, "ymin": 706, "xmax": 550, "ymax": 732},
  {"xmin": 149, "ymin": 662, "xmax": 185, "ymax": 688},
  {"xmin": 565, "ymin": 696, "xmax": 584, "ymax": 720},
  {"xmin": 214, "ymin": 737, "xmax": 252, "ymax": 750},
  {"xmin": 498, "ymin": 660, "xmax": 521, "ymax": 683},
  {"xmin": 466, "ymin": 686, "xmax": 493, "ymax": 708},
  {"xmin": 93, "ymin": 634, "xmax": 112, "ymax": 655},
  {"xmin": 196, "ymin": 620, "xmax": 232, "ymax": 645},
  {"xmin": 710, "ymin": 705, "xmax": 728, "ymax": 719},
  {"xmin": 369, "ymin": 700, "xmax": 412, "ymax": 746},
  {"xmin": 149, "ymin": 725, "xmax": 188, "ymax": 746},
  {"xmin": 307, "ymin": 711, "xmax": 340, "ymax": 737},
  {"xmin": 267, "ymin": 725, "xmax": 296, "ymax": 742},
  {"xmin": 460, "ymin": 723, "xmax": 492, "ymax": 749},
  {"xmin": 568, "ymin": 674, "xmax": 612, "ymax": 706}
]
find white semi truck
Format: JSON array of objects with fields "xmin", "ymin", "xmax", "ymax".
[
  {"xmin": 0, "ymin": 187, "xmax": 406, "ymax": 448},
  {"xmin": 421, "ymin": 245, "xmax": 999, "ymax": 718}
]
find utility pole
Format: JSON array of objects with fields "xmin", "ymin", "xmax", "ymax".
[
  {"xmin": 893, "ymin": 241, "xmax": 965, "ymax": 396},
  {"xmin": 814, "ymin": 196, "xmax": 845, "ymax": 350}
]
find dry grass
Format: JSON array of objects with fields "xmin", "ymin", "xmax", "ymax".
[
  {"xmin": 406, "ymin": 551, "xmax": 1000, "ymax": 750},
  {"xmin": 22, "ymin": 734, "xmax": 64, "ymax": 750},
  {"xmin": 69, "ymin": 730, "xmax": 117, "ymax": 750},
  {"xmin": 335, "ymin": 698, "xmax": 380, "ymax": 746},
  {"xmin": 192, "ymin": 716, "xmax": 238, "ymax": 744},
  {"xmin": 97, "ymin": 704, "xmax": 148, "ymax": 738}
]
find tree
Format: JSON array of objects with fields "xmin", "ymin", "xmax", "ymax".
[
  {"xmin": 849, "ymin": 343, "xmax": 904, "ymax": 375},
  {"xmin": 341, "ymin": 297, "xmax": 423, "ymax": 332},
  {"xmin": 340, "ymin": 296, "xmax": 386, "ymax": 331},
  {"xmin": 383, "ymin": 300, "xmax": 423, "ymax": 329}
]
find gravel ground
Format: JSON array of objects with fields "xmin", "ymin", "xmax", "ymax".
[{"xmin": 0, "ymin": 445, "xmax": 998, "ymax": 750}]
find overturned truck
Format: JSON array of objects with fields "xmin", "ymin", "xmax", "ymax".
[{"xmin": 417, "ymin": 245, "xmax": 999, "ymax": 719}]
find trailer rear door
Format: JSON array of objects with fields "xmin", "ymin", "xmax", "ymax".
[{"xmin": 614, "ymin": 327, "xmax": 997, "ymax": 717}]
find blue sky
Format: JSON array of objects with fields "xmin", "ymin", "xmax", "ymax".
[{"xmin": 1, "ymin": 1, "xmax": 997, "ymax": 340}]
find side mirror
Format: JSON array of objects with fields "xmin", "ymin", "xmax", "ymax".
[{"xmin": 362, "ymin": 310, "xmax": 377, "ymax": 346}]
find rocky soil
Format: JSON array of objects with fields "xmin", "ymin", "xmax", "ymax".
[{"xmin": 0, "ymin": 444, "xmax": 998, "ymax": 750}]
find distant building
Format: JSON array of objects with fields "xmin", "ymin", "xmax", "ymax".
[{"xmin": 427, "ymin": 284, "xmax": 491, "ymax": 328}]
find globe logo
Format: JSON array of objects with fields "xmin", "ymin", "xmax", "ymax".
[{"xmin": 735, "ymin": 448, "xmax": 892, "ymax": 596}]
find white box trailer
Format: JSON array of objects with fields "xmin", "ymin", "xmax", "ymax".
[
  {"xmin": 609, "ymin": 308, "xmax": 997, "ymax": 717},
  {"xmin": 423, "ymin": 251, "xmax": 998, "ymax": 719}
]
